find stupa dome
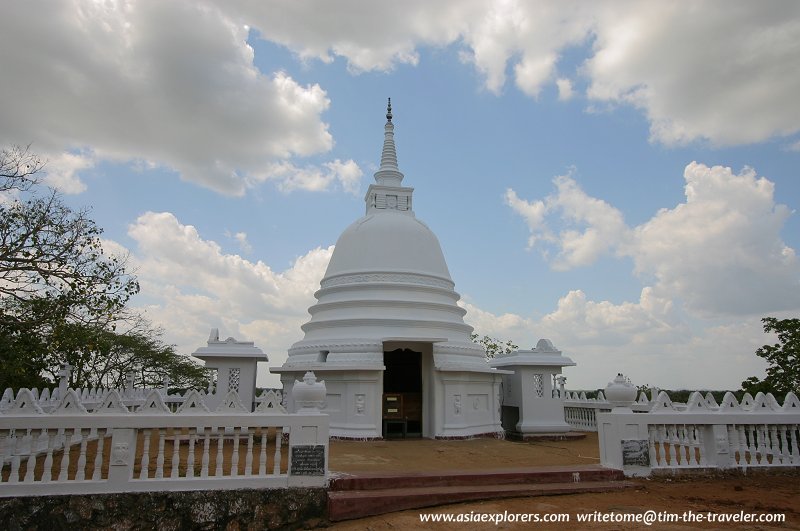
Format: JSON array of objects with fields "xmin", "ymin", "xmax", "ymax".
[
  {"xmin": 281, "ymin": 98, "xmax": 483, "ymax": 361},
  {"xmin": 274, "ymin": 99, "xmax": 506, "ymax": 440},
  {"xmin": 323, "ymin": 210, "xmax": 451, "ymax": 281}
]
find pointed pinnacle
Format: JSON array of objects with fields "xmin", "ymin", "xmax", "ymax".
[{"xmin": 386, "ymin": 97, "xmax": 392, "ymax": 122}]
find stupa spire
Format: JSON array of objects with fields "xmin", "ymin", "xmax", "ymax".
[{"xmin": 374, "ymin": 97, "xmax": 404, "ymax": 186}]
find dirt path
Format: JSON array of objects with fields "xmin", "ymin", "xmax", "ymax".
[
  {"xmin": 329, "ymin": 434, "xmax": 602, "ymax": 473},
  {"xmin": 328, "ymin": 473, "xmax": 800, "ymax": 530},
  {"xmin": 327, "ymin": 435, "xmax": 800, "ymax": 530}
]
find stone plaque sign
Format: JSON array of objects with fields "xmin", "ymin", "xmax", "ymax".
[
  {"xmin": 291, "ymin": 445, "xmax": 326, "ymax": 476},
  {"xmin": 621, "ymin": 439, "xmax": 650, "ymax": 466}
]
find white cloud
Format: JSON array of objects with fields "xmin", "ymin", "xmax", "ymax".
[
  {"xmin": 41, "ymin": 151, "xmax": 94, "ymax": 194},
  {"xmin": 3, "ymin": 0, "xmax": 797, "ymax": 193},
  {"xmin": 256, "ymin": 159, "xmax": 363, "ymax": 195},
  {"xmin": 504, "ymin": 189, "xmax": 549, "ymax": 248},
  {"xmin": 585, "ymin": 3, "xmax": 800, "ymax": 146},
  {"xmin": 0, "ymin": 0, "xmax": 337, "ymax": 196},
  {"xmin": 123, "ymin": 211, "xmax": 333, "ymax": 384},
  {"xmin": 507, "ymin": 172, "xmax": 629, "ymax": 269},
  {"xmin": 228, "ymin": 1, "xmax": 480, "ymax": 73},
  {"xmin": 556, "ymin": 78, "xmax": 574, "ymax": 101},
  {"xmin": 631, "ymin": 162, "xmax": 798, "ymax": 316},
  {"xmin": 229, "ymin": 232, "xmax": 252, "ymax": 254},
  {"xmin": 461, "ymin": 290, "xmax": 778, "ymax": 391},
  {"xmin": 231, "ymin": 1, "xmax": 799, "ymax": 146},
  {"xmin": 508, "ymin": 162, "xmax": 800, "ymax": 317}
]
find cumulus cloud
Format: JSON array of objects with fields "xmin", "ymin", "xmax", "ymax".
[
  {"xmin": 0, "ymin": 0, "xmax": 342, "ymax": 196},
  {"xmin": 506, "ymin": 172, "xmax": 629, "ymax": 269},
  {"xmin": 631, "ymin": 162, "xmax": 798, "ymax": 315},
  {"xmin": 230, "ymin": 0, "xmax": 799, "ymax": 146},
  {"xmin": 42, "ymin": 151, "xmax": 94, "ymax": 194},
  {"xmin": 3, "ymin": 1, "xmax": 797, "ymax": 195},
  {"xmin": 584, "ymin": 3, "xmax": 800, "ymax": 146},
  {"xmin": 256, "ymin": 159, "xmax": 363, "ymax": 195},
  {"xmin": 227, "ymin": 232, "xmax": 252, "ymax": 254},
  {"xmin": 556, "ymin": 78, "xmax": 574, "ymax": 101},
  {"xmin": 504, "ymin": 189, "xmax": 550, "ymax": 248},
  {"xmin": 124, "ymin": 212, "xmax": 333, "ymax": 380},
  {"xmin": 507, "ymin": 162, "xmax": 800, "ymax": 317},
  {"xmin": 461, "ymin": 289, "xmax": 778, "ymax": 390}
]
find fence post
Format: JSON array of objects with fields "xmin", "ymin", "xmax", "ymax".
[
  {"xmin": 287, "ymin": 372, "xmax": 328, "ymax": 487},
  {"xmin": 107, "ymin": 428, "xmax": 136, "ymax": 489},
  {"xmin": 597, "ymin": 374, "xmax": 652, "ymax": 477},
  {"xmin": 706, "ymin": 424, "xmax": 732, "ymax": 468}
]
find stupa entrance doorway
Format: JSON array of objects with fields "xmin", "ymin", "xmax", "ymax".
[{"xmin": 382, "ymin": 347, "xmax": 423, "ymax": 438}]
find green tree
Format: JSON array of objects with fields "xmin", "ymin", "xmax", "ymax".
[
  {"xmin": 46, "ymin": 318, "xmax": 208, "ymax": 390},
  {"xmin": 741, "ymin": 317, "xmax": 800, "ymax": 396},
  {"xmin": 0, "ymin": 145, "xmax": 206, "ymax": 391},
  {"xmin": 471, "ymin": 333, "xmax": 518, "ymax": 361}
]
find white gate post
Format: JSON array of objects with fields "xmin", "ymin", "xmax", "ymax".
[
  {"xmin": 597, "ymin": 374, "xmax": 651, "ymax": 477},
  {"xmin": 287, "ymin": 372, "xmax": 329, "ymax": 487},
  {"xmin": 107, "ymin": 428, "xmax": 137, "ymax": 489}
]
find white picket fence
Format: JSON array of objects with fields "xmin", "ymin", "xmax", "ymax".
[
  {"xmin": 0, "ymin": 385, "xmax": 328, "ymax": 497},
  {"xmin": 597, "ymin": 390, "xmax": 800, "ymax": 476}
]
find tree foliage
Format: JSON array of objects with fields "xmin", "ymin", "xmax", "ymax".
[
  {"xmin": 471, "ymin": 333, "xmax": 518, "ymax": 361},
  {"xmin": 741, "ymin": 317, "xmax": 800, "ymax": 396},
  {"xmin": 0, "ymin": 144, "xmax": 43, "ymax": 193},
  {"xmin": 0, "ymin": 145, "xmax": 207, "ymax": 391}
]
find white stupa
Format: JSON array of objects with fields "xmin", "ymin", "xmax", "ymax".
[{"xmin": 274, "ymin": 100, "xmax": 506, "ymax": 439}]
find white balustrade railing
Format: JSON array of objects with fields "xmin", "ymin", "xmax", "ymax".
[
  {"xmin": 562, "ymin": 390, "xmax": 653, "ymax": 431},
  {"xmin": 564, "ymin": 406, "xmax": 602, "ymax": 431},
  {"xmin": 0, "ymin": 385, "xmax": 328, "ymax": 497},
  {"xmin": 598, "ymin": 389, "xmax": 800, "ymax": 476}
]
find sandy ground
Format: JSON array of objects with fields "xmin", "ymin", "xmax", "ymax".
[
  {"xmin": 326, "ymin": 434, "xmax": 800, "ymax": 530},
  {"xmin": 328, "ymin": 434, "xmax": 601, "ymax": 473}
]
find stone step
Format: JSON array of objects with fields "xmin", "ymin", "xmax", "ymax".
[
  {"xmin": 327, "ymin": 480, "xmax": 635, "ymax": 521},
  {"xmin": 329, "ymin": 465, "xmax": 624, "ymax": 491}
]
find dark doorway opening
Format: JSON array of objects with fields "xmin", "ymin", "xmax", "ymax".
[{"xmin": 382, "ymin": 348, "xmax": 422, "ymax": 438}]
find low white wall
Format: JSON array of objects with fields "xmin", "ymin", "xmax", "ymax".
[
  {"xmin": 0, "ymin": 386, "xmax": 328, "ymax": 497},
  {"xmin": 597, "ymin": 390, "xmax": 800, "ymax": 476}
]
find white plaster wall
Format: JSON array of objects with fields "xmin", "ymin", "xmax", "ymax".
[
  {"xmin": 282, "ymin": 370, "xmax": 382, "ymax": 439},
  {"xmin": 516, "ymin": 367, "xmax": 571, "ymax": 433},
  {"xmin": 203, "ymin": 357, "xmax": 258, "ymax": 411}
]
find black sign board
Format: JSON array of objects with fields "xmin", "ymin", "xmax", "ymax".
[
  {"xmin": 290, "ymin": 445, "xmax": 326, "ymax": 476},
  {"xmin": 621, "ymin": 439, "xmax": 650, "ymax": 467}
]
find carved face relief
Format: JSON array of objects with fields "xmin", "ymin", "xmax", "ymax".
[
  {"xmin": 111, "ymin": 442, "xmax": 130, "ymax": 466},
  {"xmin": 356, "ymin": 394, "xmax": 365, "ymax": 415}
]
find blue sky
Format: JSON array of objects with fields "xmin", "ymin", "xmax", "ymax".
[{"xmin": 2, "ymin": 1, "xmax": 799, "ymax": 391}]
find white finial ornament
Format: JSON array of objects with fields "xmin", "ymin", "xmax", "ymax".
[{"xmin": 374, "ymin": 97, "xmax": 404, "ymax": 186}]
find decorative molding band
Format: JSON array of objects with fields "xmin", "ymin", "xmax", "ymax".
[
  {"xmin": 315, "ymin": 283, "xmax": 462, "ymax": 302},
  {"xmin": 301, "ymin": 318, "xmax": 473, "ymax": 334},
  {"xmin": 434, "ymin": 342, "xmax": 487, "ymax": 356},
  {"xmin": 320, "ymin": 272, "xmax": 454, "ymax": 290},
  {"xmin": 289, "ymin": 340, "xmax": 384, "ymax": 356},
  {"xmin": 308, "ymin": 299, "xmax": 468, "ymax": 317}
]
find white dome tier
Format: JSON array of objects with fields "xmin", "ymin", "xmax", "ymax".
[
  {"xmin": 288, "ymin": 208, "xmax": 480, "ymax": 357},
  {"xmin": 324, "ymin": 210, "xmax": 451, "ymax": 280}
]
